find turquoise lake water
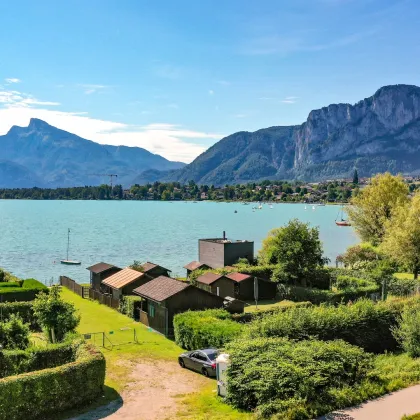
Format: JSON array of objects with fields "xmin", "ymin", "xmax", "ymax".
[{"xmin": 0, "ymin": 201, "xmax": 358, "ymax": 284}]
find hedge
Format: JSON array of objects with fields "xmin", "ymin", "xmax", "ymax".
[
  {"xmin": 279, "ymin": 284, "xmax": 380, "ymax": 305},
  {"xmin": 245, "ymin": 299, "xmax": 403, "ymax": 353},
  {"xmin": 225, "ymin": 337, "xmax": 373, "ymax": 419},
  {"xmin": 174, "ymin": 309, "xmax": 243, "ymax": 350},
  {"xmin": 0, "ymin": 279, "xmax": 48, "ymax": 302},
  {"xmin": 0, "ymin": 338, "xmax": 77, "ymax": 378},
  {"xmin": 0, "ymin": 301, "xmax": 39, "ymax": 331},
  {"xmin": 119, "ymin": 295, "xmax": 142, "ymax": 320},
  {"xmin": 0, "ymin": 342, "xmax": 105, "ymax": 420}
]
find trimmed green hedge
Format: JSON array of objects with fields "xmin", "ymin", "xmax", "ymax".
[
  {"xmin": 245, "ymin": 299, "xmax": 402, "ymax": 353},
  {"xmin": 0, "ymin": 339, "xmax": 77, "ymax": 378},
  {"xmin": 0, "ymin": 279, "xmax": 48, "ymax": 302},
  {"xmin": 174, "ymin": 309, "xmax": 243, "ymax": 350},
  {"xmin": 279, "ymin": 284, "xmax": 380, "ymax": 305},
  {"xmin": 0, "ymin": 342, "xmax": 105, "ymax": 420},
  {"xmin": 0, "ymin": 301, "xmax": 39, "ymax": 331},
  {"xmin": 225, "ymin": 337, "xmax": 373, "ymax": 419}
]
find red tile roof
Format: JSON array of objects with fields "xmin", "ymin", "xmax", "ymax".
[
  {"xmin": 102, "ymin": 268, "xmax": 144, "ymax": 289},
  {"xmin": 196, "ymin": 272, "xmax": 225, "ymax": 285},
  {"xmin": 183, "ymin": 261, "xmax": 209, "ymax": 271},
  {"xmin": 133, "ymin": 276, "xmax": 189, "ymax": 302},
  {"xmin": 226, "ymin": 272, "xmax": 252, "ymax": 283},
  {"xmin": 86, "ymin": 262, "xmax": 119, "ymax": 274}
]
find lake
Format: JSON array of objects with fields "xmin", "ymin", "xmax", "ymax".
[{"xmin": 0, "ymin": 200, "xmax": 359, "ymax": 284}]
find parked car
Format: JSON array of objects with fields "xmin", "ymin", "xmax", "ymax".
[{"xmin": 178, "ymin": 348, "xmax": 218, "ymax": 377}]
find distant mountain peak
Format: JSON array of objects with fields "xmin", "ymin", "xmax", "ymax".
[{"xmin": 28, "ymin": 118, "xmax": 51, "ymax": 129}]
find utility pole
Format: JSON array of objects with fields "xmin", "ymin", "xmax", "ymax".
[{"xmin": 90, "ymin": 174, "xmax": 118, "ymax": 188}]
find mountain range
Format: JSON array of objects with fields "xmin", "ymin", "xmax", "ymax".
[
  {"xmin": 0, "ymin": 118, "xmax": 185, "ymax": 188},
  {"xmin": 1, "ymin": 84, "xmax": 420, "ymax": 188}
]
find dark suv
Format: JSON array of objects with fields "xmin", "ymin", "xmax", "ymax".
[{"xmin": 178, "ymin": 348, "xmax": 218, "ymax": 377}]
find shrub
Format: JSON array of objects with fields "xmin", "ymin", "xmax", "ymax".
[
  {"xmin": 0, "ymin": 302, "xmax": 39, "ymax": 331},
  {"xmin": 392, "ymin": 304, "xmax": 420, "ymax": 357},
  {"xmin": 119, "ymin": 295, "xmax": 142, "ymax": 319},
  {"xmin": 174, "ymin": 309, "xmax": 243, "ymax": 350},
  {"xmin": 388, "ymin": 277, "xmax": 420, "ymax": 297},
  {"xmin": 0, "ymin": 338, "xmax": 78, "ymax": 378},
  {"xmin": 334, "ymin": 275, "xmax": 372, "ymax": 290},
  {"xmin": 0, "ymin": 270, "xmax": 5, "ymax": 282},
  {"xmin": 0, "ymin": 279, "xmax": 48, "ymax": 302},
  {"xmin": 33, "ymin": 286, "xmax": 80, "ymax": 343},
  {"xmin": 0, "ymin": 315, "xmax": 30, "ymax": 350},
  {"xmin": 225, "ymin": 337, "xmax": 373, "ymax": 419},
  {"xmin": 336, "ymin": 243, "xmax": 381, "ymax": 268},
  {"xmin": 279, "ymin": 284, "xmax": 380, "ymax": 305},
  {"xmin": 245, "ymin": 299, "xmax": 399, "ymax": 353},
  {"xmin": 0, "ymin": 342, "xmax": 105, "ymax": 420}
]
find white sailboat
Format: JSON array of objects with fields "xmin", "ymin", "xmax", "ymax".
[{"xmin": 60, "ymin": 228, "xmax": 81, "ymax": 265}]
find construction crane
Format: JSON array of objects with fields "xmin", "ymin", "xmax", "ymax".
[{"xmin": 90, "ymin": 174, "xmax": 118, "ymax": 188}]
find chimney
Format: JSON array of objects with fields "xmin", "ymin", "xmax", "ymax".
[{"xmin": 223, "ymin": 231, "xmax": 226, "ymax": 240}]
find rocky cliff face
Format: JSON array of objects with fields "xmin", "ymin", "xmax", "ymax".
[
  {"xmin": 0, "ymin": 119, "xmax": 185, "ymax": 188},
  {"xmin": 172, "ymin": 84, "xmax": 420, "ymax": 185}
]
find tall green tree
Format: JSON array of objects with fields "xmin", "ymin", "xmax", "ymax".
[
  {"xmin": 258, "ymin": 219, "xmax": 328, "ymax": 286},
  {"xmin": 353, "ymin": 169, "xmax": 359, "ymax": 185},
  {"xmin": 381, "ymin": 192, "xmax": 420, "ymax": 279},
  {"xmin": 347, "ymin": 173, "xmax": 409, "ymax": 245}
]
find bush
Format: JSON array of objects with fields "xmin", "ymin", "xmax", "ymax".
[
  {"xmin": 0, "ymin": 302, "xmax": 39, "ymax": 331},
  {"xmin": 225, "ymin": 337, "xmax": 373, "ymax": 419},
  {"xmin": 388, "ymin": 277, "xmax": 420, "ymax": 297},
  {"xmin": 0, "ymin": 279, "xmax": 48, "ymax": 302},
  {"xmin": 0, "ymin": 338, "xmax": 78, "ymax": 378},
  {"xmin": 33, "ymin": 286, "xmax": 80, "ymax": 343},
  {"xmin": 334, "ymin": 275, "xmax": 372, "ymax": 290},
  {"xmin": 0, "ymin": 315, "xmax": 30, "ymax": 350},
  {"xmin": 174, "ymin": 309, "xmax": 243, "ymax": 350},
  {"xmin": 0, "ymin": 342, "xmax": 105, "ymax": 420},
  {"xmin": 392, "ymin": 304, "xmax": 420, "ymax": 357},
  {"xmin": 119, "ymin": 295, "xmax": 142, "ymax": 319},
  {"xmin": 0, "ymin": 270, "xmax": 5, "ymax": 282},
  {"xmin": 245, "ymin": 299, "xmax": 400, "ymax": 353},
  {"xmin": 279, "ymin": 284, "xmax": 380, "ymax": 305}
]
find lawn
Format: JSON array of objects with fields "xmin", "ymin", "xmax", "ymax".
[
  {"xmin": 244, "ymin": 298, "xmax": 296, "ymax": 313},
  {"xmin": 60, "ymin": 287, "xmax": 251, "ymax": 420}
]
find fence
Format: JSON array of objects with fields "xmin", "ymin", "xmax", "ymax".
[
  {"xmin": 59, "ymin": 276, "xmax": 119, "ymax": 310},
  {"xmin": 59, "ymin": 276, "xmax": 89, "ymax": 298},
  {"xmin": 89, "ymin": 288, "xmax": 120, "ymax": 309},
  {"xmin": 83, "ymin": 328, "xmax": 138, "ymax": 350}
]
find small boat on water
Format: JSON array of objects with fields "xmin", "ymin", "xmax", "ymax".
[
  {"xmin": 269, "ymin": 204, "xmax": 273, "ymax": 209},
  {"xmin": 304, "ymin": 205, "xmax": 307, "ymax": 210},
  {"xmin": 312, "ymin": 205, "xmax": 316, "ymax": 210},
  {"xmin": 335, "ymin": 207, "xmax": 351, "ymax": 227},
  {"xmin": 60, "ymin": 228, "xmax": 81, "ymax": 265},
  {"xmin": 317, "ymin": 202, "xmax": 326, "ymax": 206}
]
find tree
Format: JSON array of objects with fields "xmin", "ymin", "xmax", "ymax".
[
  {"xmin": 33, "ymin": 286, "xmax": 80, "ymax": 343},
  {"xmin": 347, "ymin": 173, "xmax": 409, "ymax": 245},
  {"xmin": 392, "ymin": 304, "xmax": 420, "ymax": 357},
  {"xmin": 381, "ymin": 192, "xmax": 420, "ymax": 279},
  {"xmin": 353, "ymin": 169, "xmax": 359, "ymax": 185},
  {"xmin": 0, "ymin": 314, "xmax": 30, "ymax": 350},
  {"xmin": 258, "ymin": 219, "xmax": 329, "ymax": 286}
]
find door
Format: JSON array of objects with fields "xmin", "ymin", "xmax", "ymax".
[
  {"xmin": 190, "ymin": 351, "xmax": 207, "ymax": 372},
  {"xmin": 184, "ymin": 352, "xmax": 197, "ymax": 369}
]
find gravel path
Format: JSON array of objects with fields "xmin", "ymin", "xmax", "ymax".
[{"xmin": 320, "ymin": 384, "xmax": 420, "ymax": 420}]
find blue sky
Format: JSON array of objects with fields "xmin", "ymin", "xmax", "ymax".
[{"xmin": 0, "ymin": 0, "xmax": 419, "ymax": 162}]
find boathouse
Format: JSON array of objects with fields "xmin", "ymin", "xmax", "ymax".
[
  {"xmin": 86, "ymin": 262, "xmax": 121, "ymax": 292},
  {"xmin": 133, "ymin": 276, "xmax": 225, "ymax": 337}
]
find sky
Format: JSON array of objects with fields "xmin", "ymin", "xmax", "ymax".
[{"xmin": 0, "ymin": 0, "xmax": 419, "ymax": 163}]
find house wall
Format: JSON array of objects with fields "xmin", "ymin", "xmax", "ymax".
[
  {"xmin": 236, "ymin": 277, "xmax": 277, "ymax": 301},
  {"xmin": 140, "ymin": 300, "xmax": 167, "ymax": 335},
  {"xmin": 210, "ymin": 277, "xmax": 235, "ymax": 298},
  {"xmin": 198, "ymin": 240, "xmax": 254, "ymax": 268},
  {"xmin": 91, "ymin": 267, "xmax": 121, "ymax": 292}
]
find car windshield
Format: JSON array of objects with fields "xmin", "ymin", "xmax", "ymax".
[{"xmin": 206, "ymin": 352, "xmax": 218, "ymax": 361}]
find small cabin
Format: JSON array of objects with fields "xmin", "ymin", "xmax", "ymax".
[
  {"xmin": 133, "ymin": 276, "xmax": 225, "ymax": 337},
  {"xmin": 225, "ymin": 272, "xmax": 277, "ymax": 301},
  {"xmin": 101, "ymin": 267, "xmax": 149, "ymax": 300},
  {"xmin": 195, "ymin": 272, "xmax": 235, "ymax": 298},
  {"xmin": 183, "ymin": 261, "xmax": 211, "ymax": 278},
  {"xmin": 86, "ymin": 262, "xmax": 121, "ymax": 292},
  {"xmin": 140, "ymin": 262, "xmax": 172, "ymax": 279}
]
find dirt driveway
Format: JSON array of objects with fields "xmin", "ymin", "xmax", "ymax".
[{"xmin": 70, "ymin": 360, "xmax": 209, "ymax": 420}]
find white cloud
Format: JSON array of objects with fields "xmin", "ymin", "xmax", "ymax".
[
  {"xmin": 0, "ymin": 86, "xmax": 223, "ymax": 163},
  {"xmin": 209, "ymin": 90, "xmax": 214, "ymax": 95},
  {"xmin": 5, "ymin": 78, "xmax": 21, "ymax": 84},
  {"xmin": 78, "ymin": 84, "xmax": 108, "ymax": 95}
]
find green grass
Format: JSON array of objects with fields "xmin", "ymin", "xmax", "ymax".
[
  {"xmin": 244, "ymin": 299, "xmax": 296, "ymax": 313},
  {"xmin": 402, "ymin": 414, "xmax": 420, "ymax": 420},
  {"xmin": 61, "ymin": 288, "xmax": 252, "ymax": 419}
]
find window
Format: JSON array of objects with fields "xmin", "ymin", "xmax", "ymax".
[
  {"xmin": 194, "ymin": 352, "xmax": 207, "ymax": 361},
  {"xmin": 148, "ymin": 302, "xmax": 155, "ymax": 318}
]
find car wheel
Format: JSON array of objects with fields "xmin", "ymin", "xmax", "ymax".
[
  {"xmin": 179, "ymin": 358, "xmax": 185, "ymax": 368},
  {"xmin": 202, "ymin": 368, "xmax": 209, "ymax": 377}
]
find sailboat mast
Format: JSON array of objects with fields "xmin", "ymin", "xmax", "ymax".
[{"xmin": 67, "ymin": 228, "xmax": 70, "ymax": 261}]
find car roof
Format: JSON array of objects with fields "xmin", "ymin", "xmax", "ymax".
[{"xmin": 199, "ymin": 348, "xmax": 218, "ymax": 355}]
